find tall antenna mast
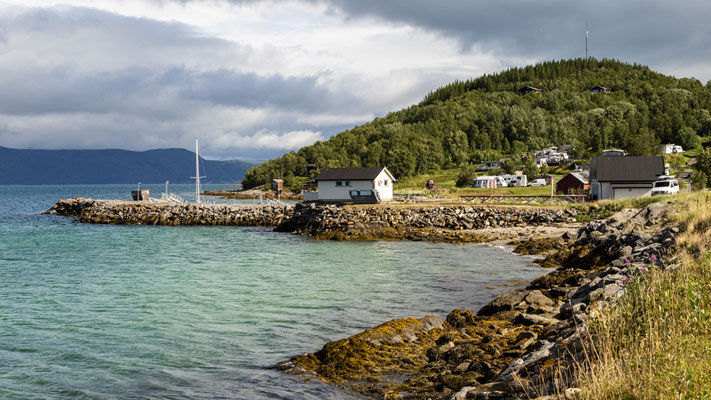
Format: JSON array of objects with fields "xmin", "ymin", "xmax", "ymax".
[{"xmin": 585, "ymin": 20, "xmax": 588, "ymax": 60}]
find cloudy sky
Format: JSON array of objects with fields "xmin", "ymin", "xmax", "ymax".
[{"xmin": 0, "ymin": 0, "xmax": 709, "ymax": 160}]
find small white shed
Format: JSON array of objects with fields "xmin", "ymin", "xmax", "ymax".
[{"xmin": 303, "ymin": 167, "xmax": 397, "ymax": 202}]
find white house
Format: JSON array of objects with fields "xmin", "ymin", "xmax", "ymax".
[
  {"xmin": 590, "ymin": 156, "xmax": 664, "ymax": 200},
  {"xmin": 660, "ymin": 144, "xmax": 684, "ymax": 154},
  {"xmin": 302, "ymin": 167, "xmax": 397, "ymax": 202}
]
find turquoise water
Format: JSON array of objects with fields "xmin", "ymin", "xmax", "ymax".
[{"xmin": 0, "ymin": 185, "xmax": 545, "ymax": 399}]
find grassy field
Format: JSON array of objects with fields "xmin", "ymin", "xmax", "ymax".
[
  {"xmin": 393, "ymin": 168, "xmax": 567, "ymax": 197},
  {"xmin": 574, "ymin": 192, "xmax": 711, "ymax": 399}
]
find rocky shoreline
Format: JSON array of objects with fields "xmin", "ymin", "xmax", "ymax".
[{"xmin": 277, "ymin": 202, "xmax": 679, "ymax": 399}]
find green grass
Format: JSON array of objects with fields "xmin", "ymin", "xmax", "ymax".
[{"xmin": 574, "ymin": 192, "xmax": 711, "ymax": 399}]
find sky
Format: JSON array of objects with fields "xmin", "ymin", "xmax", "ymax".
[{"xmin": 0, "ymin": 0, "xmax": 709, "ymax": 160}]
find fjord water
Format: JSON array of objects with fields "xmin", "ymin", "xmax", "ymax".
[{"xmin": 0, "ymin": 185, "xmax": 545, "ymax": 399}]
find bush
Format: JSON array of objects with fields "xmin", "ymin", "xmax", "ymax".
[
  {"xmin": 693, "ymin": 171, "xmax": 708, "ymax": 191},
  {"xmin": 456, "ymin": 164, "xmax": 478, "ymax": 187},
  {"xmin": 694, "ymin": 149, "xmax": 711, "ymax": 188}
]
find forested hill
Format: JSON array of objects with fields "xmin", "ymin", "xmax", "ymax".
[
  {"xmin": 242, "ymin": 58, "xmax": 711, "ymax": 189},
  {"xmin": 0, "ymin": 147, "xmax": 256, "ymax": 185}
]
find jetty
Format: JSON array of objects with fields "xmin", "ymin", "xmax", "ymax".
[{"xmin": 43, "ymin": 198, "xmax": 293, "ymax": 226}]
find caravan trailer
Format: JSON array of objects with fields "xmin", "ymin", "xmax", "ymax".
[
  {"xmin": 473, "ymin": 176, "xmax": 507, "ymax": 188},
  {"xmin": 501, "ymin": 174, "xmax": 528, "ymax": 187}
]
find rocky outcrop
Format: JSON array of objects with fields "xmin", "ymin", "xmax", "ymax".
[
  {"xmin": 279, "ymin": 202, "xmax": 679, "ymax": 399},
  {"xmin": 43, "ymin": 198, "xmax": 294, "ymax": 226},
  {"xmin": 276, "ymin": 203, "xmax": 579, "ymax": 237}
]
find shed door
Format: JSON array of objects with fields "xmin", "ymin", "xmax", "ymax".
[{"xmin": 612, "ymin": 187, "xmax": 650, "ymax": 200}]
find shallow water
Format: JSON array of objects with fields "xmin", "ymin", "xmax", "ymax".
[{"xmin": 0, "ymin": 184, "xmax": 545, "ymax": 399}]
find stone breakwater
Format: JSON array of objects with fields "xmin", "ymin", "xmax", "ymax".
[
  {"xmin": 278, "ymin": 202, "xmax": 679, "ymax": 399},
  {"xmin": 43, "ymin": 198, "xmax": 294, "ymax": 226},
  {"xmin": 276, "ymin": 203, "xmax": 579, "ymax": 241},
  {"xmin": 45, "ymin": 199, "xmax": 579, "ymax": 244}
]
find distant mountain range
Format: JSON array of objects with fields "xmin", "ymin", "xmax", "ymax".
[{"xmin": 0, "ymin": 146, "xmax": 258, "ymax": 185}]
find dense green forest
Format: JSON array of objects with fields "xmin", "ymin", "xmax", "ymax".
[{"xmin": 242, "ymin": 58, "xmax": 711, "ymax": 188}]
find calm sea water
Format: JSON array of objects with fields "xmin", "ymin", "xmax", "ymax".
[{"xmin": 0, "ymin": 184, "xmax": 545, "ymax": 399}]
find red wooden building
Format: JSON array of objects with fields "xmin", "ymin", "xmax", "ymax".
[{"xmin": 556, "ymin": 172, "xmax": 590, "ymax": 194}]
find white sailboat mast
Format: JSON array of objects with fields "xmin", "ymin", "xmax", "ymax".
[
  {"xmin": 191, "ymin": 138, "xmax": 205, "ymax": 203},
  {"xmin": 195, "ymin": 139, "xmax": 201, "ymax": 203}
]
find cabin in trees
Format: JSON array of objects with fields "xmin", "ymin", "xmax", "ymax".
[
  {"xmin": 302, "ymin": 167, "xmax": 397, "ymax": 203},
  {"xmin": 517, "ymin": 85, "xmax": 542, "ymax": 94},
  {"xmin": 556, "ymin": 172, "xmax": 590, "ymax": 194},
  {"xmin": 590, "ymin": 85, "xmax": 612, "ymax": 93},
  {"xmin": 590, "ymin": 156, "xmax": 665, "ymax": 200}
]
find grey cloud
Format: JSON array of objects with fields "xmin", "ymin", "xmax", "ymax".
[
  {"xmin": 0, "ymin": 65, "xmax": 355, "ymax": 116},
  {"xmin": 319, "ymin": 0, "xmax": 711, "ymax": 80},
  {"xmin": 178, "ymin": 68, "xmax": 359, "ymax": 112}
]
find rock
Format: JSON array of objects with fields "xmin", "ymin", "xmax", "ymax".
[
  {"xmin": 514, "ymin": 313, "xmax": 559, "ymax": 326},
  {"xmin": 478, "ymin": 289, "xmax": 528, "ymax": 316},
  {"xmin": 455, "ymin": 362, "xmax": 471, "ymax": 373},
  {"xmin": 447, "ymin": 309, "xmax": 476, "ymax": 328},
  {"xmin": 564, "ymin": 387, "xmax": 582, "ymax": 399},
  {"xmin": 524, "ymin": 290, "xmax": 555, "ymax": 312}
]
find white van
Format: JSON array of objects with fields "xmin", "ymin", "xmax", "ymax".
[
  {"xmin": 651, "ymin": 176, "xmax": 679, "ymax": 195},
  {"xmin": 527, "ymin": 178, "xmax": 547, "ymax": 187}
]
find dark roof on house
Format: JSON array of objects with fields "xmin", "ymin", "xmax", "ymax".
[
  {"xmin": 591, "ymin": 156, "xmax": 664, "ymax": 182},
  {"xmin": 314, "ymin": 167, "xmax": 395, "ymax": 181}
]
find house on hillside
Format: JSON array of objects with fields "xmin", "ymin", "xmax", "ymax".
[
  {"xmin": 302, "ymin": 167, "xmax": 397, "ymax": 203},
  {"xmin": 556, "ymin": 172, "xmax": 590, "ymax": 194},
  {"xmin": 476, "ymin": 160, "xmax": 503, "ymax": 172},
  {"xmin": 518, "ymin": 85, "xmax": 542, "ymax": 95},
  {"xmin": 590, "ymin": 85, "xmax": 612, "ymax": 93},
  {"xmin": 590, "ymin": 156, "xmax": 665, "ymax": 200}
]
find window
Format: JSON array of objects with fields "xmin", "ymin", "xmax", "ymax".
[
  {"xmin": 384, "ymin": 180, "xmax": 389, "ymax": 186},
  {"xmin": 345, "ymin": 180, "xmax": 351, "ymax": 186},
  {"xmin": 336, "ymin": 181, "xmax": 342, "ymax": 187}
]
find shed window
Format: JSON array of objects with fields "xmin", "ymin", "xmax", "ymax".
[
  {"xmin": 345, "ymin": 180, "xmax": 351, "ymax": 186},
  {"xmin": 384, "ymin": 180, "xmax": 389, "ymax": 186},
  {"xmin": 336, "ymin": 181, "xmax": 342, "ymax": 186}
]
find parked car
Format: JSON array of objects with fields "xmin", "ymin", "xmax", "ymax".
[
  {"xmin": 528, "ymin": 178, "xmax": 547, "ymax": 187},
  {"xmin": 651, "ymin": 176, "xmax": 679, "ymax": 195}
]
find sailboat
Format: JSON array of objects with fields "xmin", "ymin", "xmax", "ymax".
[{"xmin": 191, "ymin": 139, "xmax": 206, "ymax": 203}]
